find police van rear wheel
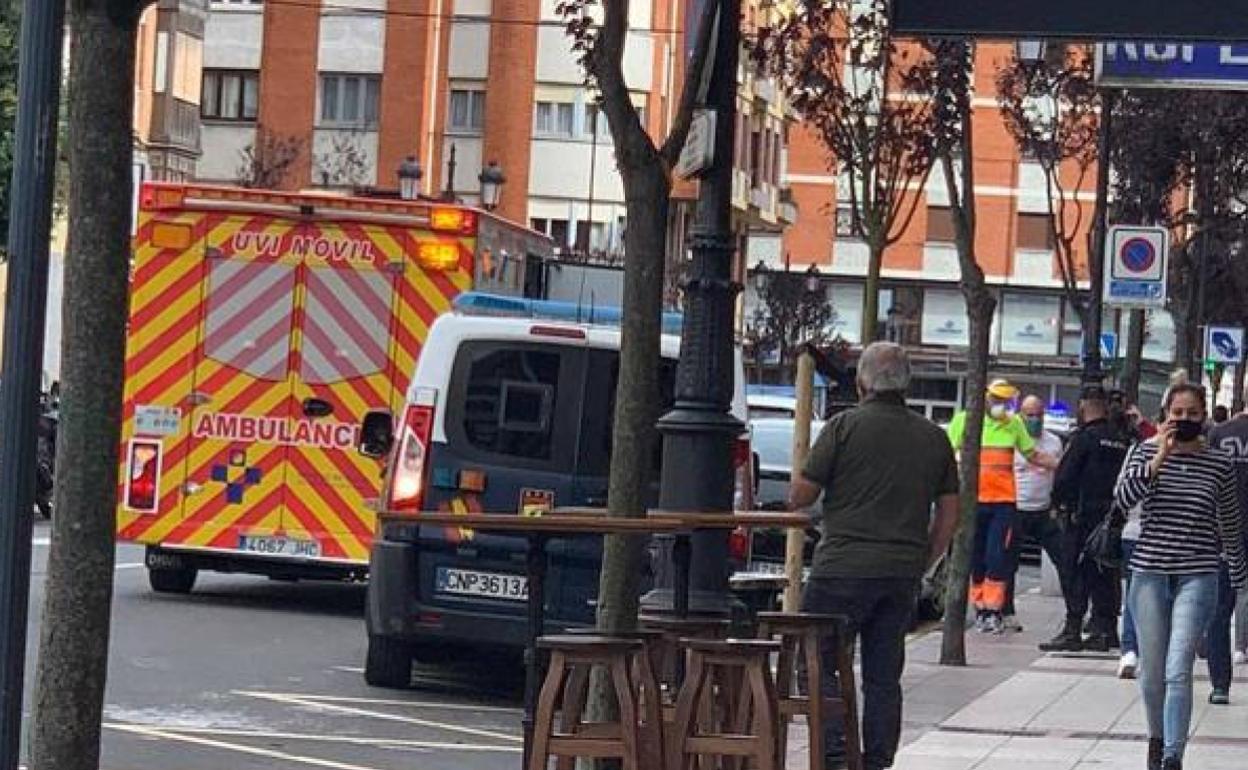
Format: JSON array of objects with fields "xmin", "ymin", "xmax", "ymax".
[
  {"xmin": 149, "ymin": 566, "xmax": 197, "ymax": 594},
  {"xmin": 364, "ymin": 634, "xmax": 412, "ymax": 688}
]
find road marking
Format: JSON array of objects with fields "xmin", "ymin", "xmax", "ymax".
[
  {"xmin": 261, "ymin": 690, "xmax": 521, "ymax": 715},
  {"xmin": 116, "ymin": 563, "xmax": 145, "ymax": 570},
  {"xmin": 333, "ymin": 666, "xmax": 365, "ymax": 674},
  {"xmin": 32, "ymin": 538, "xmax": 51, "ymax": 546},
  {"xmin": 234, "ymin": 691, "xmax": 523, "ymax": 743},
  {"xmin": 107, "ymin": 724, "xmax": 393, "ymax": 770},
  {"xmin": 104, "ymin": 722, "xmax": 520, "ymax": 752}
]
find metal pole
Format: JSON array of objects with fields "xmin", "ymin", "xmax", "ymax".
[
  {"xmin": 647, "ymin": 0, "xmax": 743, "ymax": 615},
  {"xmin": 0, "ymin": 1, "xmax": 66, "ymax": 766},
  {"xmin": 1085, "ymin": 88, "xmax": 1115, "ymax": 385}
]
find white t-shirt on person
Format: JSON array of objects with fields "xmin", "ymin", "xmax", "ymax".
[{"xmin": 1014, "ymin": 430, "xmax": 1063, "ymax": 512}]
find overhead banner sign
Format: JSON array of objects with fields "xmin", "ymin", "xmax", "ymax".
[
  {"xmin": 1103, "ymin": 225, "xmax": 1169, "ymax": 309},
  {"xmin": 891, "ymin": 1, "xmax": 1248, "ymax": 41},
  {"xmin": 1097, "ymin": 43, "xmax": 1248, "ymax": 90}
]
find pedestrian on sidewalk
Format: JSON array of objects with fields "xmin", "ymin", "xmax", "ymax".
[
  {"xmin": 1003, "ymin": 395, "xmax": 1066, "ymax": 632},
  {"xmin": 1115, "ymin": 383, "xmax": 1248, "ymax": 770},
  {"xmin": 1039, "ymin": 386, "xmax": 1131, "ymax": 653},
  {"xmin": 1204, "ymin": 397, "xmax": 1248, "ymax": 704},
  {"xmin": 948, "ymin": 379, "xmax": 1055, "ymax": 635},
  {"xmin": 790, "ymin": 342, "xmax": 961, "ymax": 770}
]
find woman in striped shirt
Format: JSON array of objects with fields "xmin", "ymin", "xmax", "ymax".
[{"xmin": 1115, "ymin": 383, "xmax": 1248, "ymax": 770}]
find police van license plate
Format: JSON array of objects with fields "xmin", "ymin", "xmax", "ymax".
[
  {"xmin": 238, "ymin": 535, "xmax": 321, "ymax": 558},
  {"xmin": 435, "ymin": 567, "xmax": 528, "ymax": 601}
]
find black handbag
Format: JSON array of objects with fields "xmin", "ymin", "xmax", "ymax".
[{"xmin": 1082, "ymin": 506, "xmax": 1127, "ymax": 570}]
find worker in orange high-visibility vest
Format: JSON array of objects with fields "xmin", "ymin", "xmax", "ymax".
[{"xmin": 948, "ymin": 379, "xmax": 1057, "ymax": 634}]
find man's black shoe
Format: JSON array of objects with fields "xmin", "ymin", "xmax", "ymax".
[
  {"xmin": 1147, "ymin": 738, "xmax": 1163, "ymax": 770},
  {"xmin": 1083, "ymin": 633, "xmax": 1113, "ymax": 653},
  {"xmin": 1039, "ymin": 629, "xmax": 1083, "ymax": 652}
]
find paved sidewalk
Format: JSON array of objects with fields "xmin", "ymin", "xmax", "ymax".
[{"xmin": 785, "ymin": 583, "xmax": 1248, "ymax": 770}]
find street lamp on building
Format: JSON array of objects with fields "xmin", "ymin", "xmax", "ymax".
[
  {"xmin": 752, "ymin": 260, "xmax": 769, "ymax": 292},
  {"xmin": 478, "ymin": 161, "xmax": 506, "ymax": 211},
  {"xmin": 397, "ymin": 156, "xmax": 423, "ymax": 201},
  {"xmin": 805, "ymin": 264, "xmax": 822, "ymax": 294}
]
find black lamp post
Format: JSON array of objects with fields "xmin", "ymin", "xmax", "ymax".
[
  {"xmin": 645, "ymin": 0, "xmax": 745, "ymax": 616},
  {"xmin": 397, "ymin": 156, "xmax": 423, "ymax": 201},
  {"xmin": 478, "ymin": 161, "xmax": 506, "ymax": 211}
]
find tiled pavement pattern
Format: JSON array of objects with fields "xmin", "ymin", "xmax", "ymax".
[{"xmin": 785, "ymin": 586, "xmax": 1248, "ymax": 770}]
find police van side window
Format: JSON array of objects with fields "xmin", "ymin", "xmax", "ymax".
[{"xmin": 461, "ymin": 347, "xmax": 561, "ymax": 460}]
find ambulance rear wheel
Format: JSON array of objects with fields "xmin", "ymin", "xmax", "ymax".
[
  {"xmin": 364, "ymin": 634, "xmax": 412, "ymax": 689},
  {"xmin": 149, "ymin": 566, "xmax": 197, "ymax": 594}
]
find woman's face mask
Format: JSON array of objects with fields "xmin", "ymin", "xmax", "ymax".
[{"xmin": 988, "ymin": 402, "xmax": 1013, "ymax": 420}]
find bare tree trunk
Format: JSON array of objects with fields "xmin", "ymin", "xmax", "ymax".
[
  {"xmin": 1234, "ymin": 341, "xmax": 1247, "ymax": 414},
  {"xmin": 596, "ymin": 164, "xmax": 670, "ymax": 634},
  {"xmin": 861, "ymin": 239, "xmax": 885, "ymax": 343},
  {"xmin": 940, "ymin": 290, "xmax": 993, "ymax": 666},
  {"xmin": 31, "ymin": 3, "xmax": 147, "ymax": 768},
  {"xmin": 1121, "ymin": 308, "xmax": 1146, "ymax": 405}
]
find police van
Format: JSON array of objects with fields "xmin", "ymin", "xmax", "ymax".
[{"xmin": 358, "ymin": 293, "xmax": 754, "ymax": 686}]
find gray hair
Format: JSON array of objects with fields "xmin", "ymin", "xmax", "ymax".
[{"xmin": 857, "ymin": 342, "xmax": 911, "ymax": 394}]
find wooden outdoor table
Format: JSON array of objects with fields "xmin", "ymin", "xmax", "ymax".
[{"xmin": 388, "ymin": 511, "xmax": 681, "ymax": 768}]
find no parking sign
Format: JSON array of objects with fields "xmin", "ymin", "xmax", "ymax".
[{"xmin": 1104, "ymin": 225, "xmax": 1169, "ymax": 308}]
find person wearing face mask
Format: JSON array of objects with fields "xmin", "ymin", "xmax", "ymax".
[
  {"xmin": 948, "ymin": 379, "xmax": 1054, "ymax": 634},
  {"xmin": 1040, "ymin": 386, "xmax": 1133, "ymax": 652},
  {"xmin": 1116, "ymin": 383, "xmax": 1248, "ymax": 770},
  {"xmin": 1002, "ymin": 395, "xmax": 1066, "ymax": 632}
]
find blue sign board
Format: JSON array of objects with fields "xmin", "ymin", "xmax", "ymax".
[{"xmin": 1097, "ymin": 43, "xmax": 1248, "ymax": 90}]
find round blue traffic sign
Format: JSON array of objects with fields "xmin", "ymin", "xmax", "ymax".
[{"xmin": 1120, "ymin": 237, "xmax": 1157, "ymax": 273}]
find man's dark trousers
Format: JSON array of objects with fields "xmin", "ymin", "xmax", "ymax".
[
  {"xmin": 1206, "ymin": 565, "xmax": 1237, "ymax": 692},
  {"xmin": 1005, "ymin": 508, "xmax": 1063, "ymax": 615},
  {"xmin": 1059, "ymin": 510, "xmax": 1118, "ymax": 633},
  {"xmin": 803, "ymin": 576, "xmax": 918, "ymax": 770}
]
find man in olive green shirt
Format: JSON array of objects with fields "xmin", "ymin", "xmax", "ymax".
[{"xmin": 790, "ymin": 342, "xmax": 960, "ymax": 770}]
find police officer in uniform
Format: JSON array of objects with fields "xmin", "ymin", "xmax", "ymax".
[{"xmin": 1040, "ymin": 385, "xmax": 1133, "ymax": 652}]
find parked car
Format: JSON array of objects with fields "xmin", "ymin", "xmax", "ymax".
[
  {"xmin": 750, "ymin": 418, "xmax": 825, "ymax": 511},
  {"xmin": 360, "ymin": 295, "xmax": 755, "ymax": 686},
  {"xmin": 747, "ymin": 394, "xmax": 797, "ymax": 420}
]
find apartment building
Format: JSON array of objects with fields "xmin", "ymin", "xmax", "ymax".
[
  {"xmin": 188, "ymin": 0, "xmax": 792, "ymax": 264},
  {"xmin": 134, "ymin": 0, "xmax": 208, "ymax": 182},
  {"xmin": 773, "ymin": 43, "xmax": 1177, "ymax": 416}
]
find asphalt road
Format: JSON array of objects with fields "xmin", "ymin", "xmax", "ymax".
[{"xmin": 22, "ymin": 520, "xmax": 525, "ymax": 770}]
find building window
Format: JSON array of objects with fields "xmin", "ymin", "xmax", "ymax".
[
  {"xmin": 582, "ymin": 104, "xmax": 612, "ymax": 141},
  {"xmin": 835, "ymin": 204, "xmax": 858, "ymax": 238},
  {"xmin": 448, "ymin": 88, "xmax": 485, "ymax": 132},
  {"xmin": 534, "ymin": 101, "xmax": 575, "ymax": 137},
  {"xmin": 201, "ymin": 70, "xmax": 259, "ymax": 121},
  {"xmin": 926, "ymin": 206, "xmax": 957, "ymax": 243},
  {"xmin": 1017, "ymin": 213, "xmax": 1056, "ymax": 250},
  {"xmin": 319, "ymin": 74, "xmax": 380, "ymax": 129}
]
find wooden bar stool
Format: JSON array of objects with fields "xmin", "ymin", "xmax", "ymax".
[
  {"xmin": 757, "ymin": 612, "xmax": 863, "ymax": 770},
  {"xmin": 529, "ymin": 635, "xmax": 661, "ymax": 770},
  {"xmin": 639, "ymin": 614, "xmax": 732, "ymax": 694},
  {"xmin": 667, "ymin": 638, "xmax": 782, "ymax": 770}
]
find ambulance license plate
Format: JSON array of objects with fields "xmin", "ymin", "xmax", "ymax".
[
  {"xmin": 238, "ymin": 535, "xmax": 321, "ymax": 558},
  {"xmin": 435, "ymin": 567, "xmax": 528, "ymax": 601}
]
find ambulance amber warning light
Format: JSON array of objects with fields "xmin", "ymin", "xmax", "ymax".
[
  {"xmin": 418, "ymin": 242, "xmax": 460, "ymax": 271},
  {"xmin": 430, "ymin": 207, "xmax": 475, "ymax": 234}
]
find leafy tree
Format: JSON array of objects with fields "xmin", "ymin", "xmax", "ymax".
[
  {"xmin": 757, "ymin": 0, "xmax": 937, "ymax": 342},
  {"xmin": 748, "ymin": 269, "xmax": 837, "ymax": 379},
  {"xmin": 555, "ymin": 0, "xmax": 718, "ymax": 641},
  {"xmin": 997, "ymin": 47, "xmax": 1100, "ymax": 347}
]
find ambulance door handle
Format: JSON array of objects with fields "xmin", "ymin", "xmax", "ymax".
[
  {"xmin": 185, "ymin": 391, "xmax": 212, "ymax": 406},
  {"xmin": 303, "ymin": 397, "xmax": 334, "ymax": 418}
]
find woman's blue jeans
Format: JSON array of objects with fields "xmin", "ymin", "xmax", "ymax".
[
  {"xmin": 1121, "ymin": 539, "xmax": 1137, "ymax": 654},
  {"xmin": 1128, "ymin": 571, "xmax": 1219, "ymax": 761}
]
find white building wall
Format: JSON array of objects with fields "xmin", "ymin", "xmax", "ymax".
[
  {"xmin": 198, "ymin": 124, "xmax": 256, "ymax": 182},
  {"xmin": 448, "ymin": 22, "xmax": 491, "ymax": 79},
  {"xmin": 204, "ymin": 3, "xmax": 263, "ymax": 70},
  {"xmin": 318, "ymin": 6, "xmax": 385, "ymax": 74},
  {"xmin": 528, "ymin": 139, "xmax": 625, "ymax": 203},
  {"xmin": 312, "ymin": 129, "xmax": 380, "ymax": 187}
]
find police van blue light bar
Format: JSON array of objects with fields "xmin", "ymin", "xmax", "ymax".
[{"xmin": 453, "ymin": 292, "xmax": 685, "ymax": 336}]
